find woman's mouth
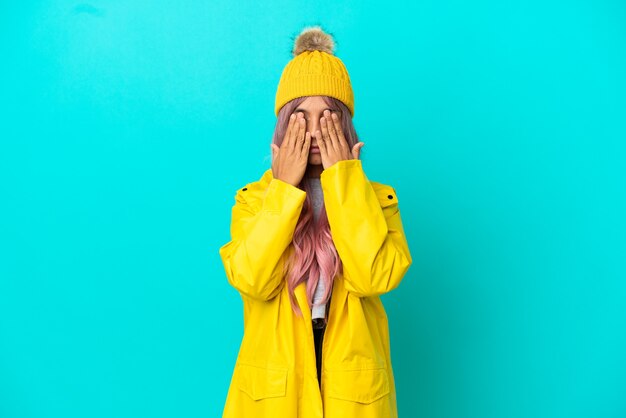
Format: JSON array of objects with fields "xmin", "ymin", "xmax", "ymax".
[{"xmin": 310, "ymin": 146, "xmax": 320, "ymax": 153}]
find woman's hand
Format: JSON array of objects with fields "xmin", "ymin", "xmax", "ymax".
[
  {"xmin": 315, "ymin": 110, "xmax": 365, "ymax": 169},
  {"xmin": 271, "ymin": 112, "xmax": 311, "ymax": 187}
]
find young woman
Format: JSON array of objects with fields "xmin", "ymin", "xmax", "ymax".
[{"xmin": 219, "ymin": 25, "xmax": 412, "ymax": 418}]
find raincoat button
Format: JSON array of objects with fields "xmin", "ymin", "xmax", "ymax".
[
  {"xmin": 387, "ymin": 194, "xmax": 393, "ymax": 199},
  {"xmin": 242, "ymin": 187, "xmax": 248, "ymax": 191}
]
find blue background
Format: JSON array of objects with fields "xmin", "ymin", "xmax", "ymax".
[{"xmin": 1, "ymin": 1, "xmax": 625, "ymax": 417}]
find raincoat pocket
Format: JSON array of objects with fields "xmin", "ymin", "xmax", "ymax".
[
  {"xmin": 325, "ymin": 366, "xmax": 390, "ymax": 404},
  {"xmin": 235, "ymin": 362, "xmax": 288, "ymax": 401}
]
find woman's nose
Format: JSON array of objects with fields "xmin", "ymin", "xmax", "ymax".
[{"xmin": 307, "ymin": 118, "xmax": 320, "ymax": 136}]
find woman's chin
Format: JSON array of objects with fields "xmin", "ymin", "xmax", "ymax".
[{"xmin": 308, "ymin": 153, "xmax": 322, "ymax": 165}]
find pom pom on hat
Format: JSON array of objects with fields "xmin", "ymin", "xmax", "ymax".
[{"xmin": 292, "ymin": 25, "xmax": 335, "ymax": 56}]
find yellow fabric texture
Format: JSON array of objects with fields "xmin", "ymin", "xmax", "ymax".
[
  {"xmin": 274, "ymin": 50, "xmax": 355, "ymax": 117},
  {"xmin": 219, "ymin": 159, "xmax": 412, "ymax": 418}
]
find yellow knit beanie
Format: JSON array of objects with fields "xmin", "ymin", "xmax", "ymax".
[{"xmin": 275, "ymin": 25, "xmax": 354, "ymax": 117}]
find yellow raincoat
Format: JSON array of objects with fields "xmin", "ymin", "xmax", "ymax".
[{"xmin": 219, "ymin": 158, "xmax": 412, "ymax": 418}]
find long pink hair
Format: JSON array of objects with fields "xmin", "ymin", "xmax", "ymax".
[{"xmin": 270, "ymin": 96, "xmax": 360, "ymax": 322}]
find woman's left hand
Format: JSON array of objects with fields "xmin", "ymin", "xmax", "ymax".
[{"xmin": 315, "ymin": 110, "xmax": 365, "ymax": 168}]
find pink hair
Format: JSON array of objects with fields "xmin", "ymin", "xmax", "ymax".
[{"xmin": 270, "ymin": 96, "xmax": 360, "ymax": 323}]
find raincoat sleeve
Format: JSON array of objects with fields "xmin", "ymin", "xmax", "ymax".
[
  {"xmin": 320, "ymin": 158, "xmax": 412, "ymax": 298},
  {"xmin": 219, "ymin": 177, "xmax": 307, "ymax": 301}
]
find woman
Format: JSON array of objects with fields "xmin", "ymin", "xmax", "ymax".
[{"xmin": 219, "ymin": 25, "xmax": 412, "ymax": 418}]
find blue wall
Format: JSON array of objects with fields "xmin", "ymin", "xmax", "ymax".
[{"xmin": 1, "ymin": 1, "xmax": 625, "ymax": 417}]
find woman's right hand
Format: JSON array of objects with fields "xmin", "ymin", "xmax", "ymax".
[{"xmin": 271, "ymin": 112, "xmax": 311, "ymax": 187}]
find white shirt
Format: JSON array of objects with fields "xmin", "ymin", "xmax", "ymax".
[{"xmin": 308, "ymin": 177, "xmax": 327, "ymax": 320}]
